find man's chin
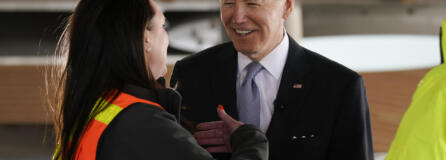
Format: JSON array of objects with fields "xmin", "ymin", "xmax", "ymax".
[
  {"xmin": 234, "ymin": 47, "xmax": 256, "ymax": 55},
  {"xmin": 231, "ymin": 41, "xmax": 254, "ymax": 52}
]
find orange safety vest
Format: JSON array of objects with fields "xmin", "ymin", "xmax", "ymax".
[{"xmin": 73, "ymin": 92, "xmax": 164, "ymax": 160}]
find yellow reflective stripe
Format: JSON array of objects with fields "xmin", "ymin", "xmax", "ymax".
[
  {"xmin": 442, "ymin": 19, "xmax": 446, "ymax": 62},
  {"xmin": 90, "ymin": 98, "xmax": 108, "ymax": 116},
  {"xmin": 94, "ymin": 104, "xmax": 123, "ymax": 125},
  {"xmin": 53, "ymin": 143, "xmax": 61, "ymax": 160},
  {"xmin": 54, "ymin": 97, "xmax": 123, "ymax": 159}
]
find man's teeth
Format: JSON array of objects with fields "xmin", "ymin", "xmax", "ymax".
[{"xmin": 235, "ymin": 30, "xmax": 252, "ymax": 34}]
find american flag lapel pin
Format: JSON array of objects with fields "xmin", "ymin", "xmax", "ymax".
[{"xmin": 293, "ymin": 83, "xmax": 303, "ymax": 89}]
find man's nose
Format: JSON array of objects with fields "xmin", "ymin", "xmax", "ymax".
[{"xmin": 232, "ymin": 5, "xmax": 247, "ymax": 24}]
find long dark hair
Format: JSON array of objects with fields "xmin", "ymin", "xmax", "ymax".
[{"xmin": 49, "ymin": 0, "xmax": 157, "ymax": 159}]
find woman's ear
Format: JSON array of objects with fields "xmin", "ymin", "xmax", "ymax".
[{"xmin": 144, "ymin": 30, "xmax": 152, "ymax": 52}]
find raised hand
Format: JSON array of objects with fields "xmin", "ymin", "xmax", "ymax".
[{"xmin": 193, "ymin": 105, "xmax": 243, "ymax": 153}]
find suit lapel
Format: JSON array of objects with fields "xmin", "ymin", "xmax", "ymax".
[
  {"xmin": 266, "ymin": 37, "xmax": 313, "ymax": 137},
  {"xmin": 211, "ymin": 43, "xmax": 239, "ymax": 119}
]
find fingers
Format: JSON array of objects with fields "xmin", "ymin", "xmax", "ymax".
[
  {"xmin": 194, "ymin": 129, "xmax": 224, "ymax": 139},
  {"xmin": 217, "ymin": 105, "xmax": 243, "ymax": 133},
  {"xmin": 205, "ymin": 146, "xmax": 231, "ymax": 153},
  {"xmin": 196, "ymin": 121, "xmax": 225, "ymax": 130},
  {"xmin": 194, "ymin": 129, "xmax": 226, "ymax": 146},
  {"xmin": 217, "ymin": 105, "xmax": 234, "ymax": 123}
]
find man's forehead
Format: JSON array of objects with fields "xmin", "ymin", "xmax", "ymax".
[{"xmin": 222, "ymin": 0, "xmax": 265, "ymax": 2}]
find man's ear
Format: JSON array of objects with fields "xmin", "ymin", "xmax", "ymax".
[{"xmin": 283, "ymin": 0, "xmax": 294, "ymax": 20}]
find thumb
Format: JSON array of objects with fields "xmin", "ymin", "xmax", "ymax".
[{"xmin": 217, "ymin": 105, "xmax": 243, "ymax": 133}]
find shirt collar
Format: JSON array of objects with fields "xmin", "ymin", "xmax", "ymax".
[{"xmin": 238, "ymin": 33, "xmax": 289, "ymax": 80}]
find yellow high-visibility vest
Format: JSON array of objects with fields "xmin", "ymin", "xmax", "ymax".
[
  {"xmin": 53, "ymin": 91, "xmax": 164, "ymax": 160},
  {"xmin": 386, "ymin": 20, "xmax": 446, "ymax": 160}
]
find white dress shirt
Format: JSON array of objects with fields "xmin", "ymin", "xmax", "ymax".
[{"xmin": 237, "ymin": 34, "xmax": 289, "ymax": 132}]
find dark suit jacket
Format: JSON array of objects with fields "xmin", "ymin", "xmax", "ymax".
[{"xmin": 170, "ymin": 36, "xmax": 374, "ymax": 160}]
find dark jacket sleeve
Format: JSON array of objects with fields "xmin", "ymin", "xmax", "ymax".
[
  {"xmin": 97, "ymin": 104, "xmax": 268, "ymax": 160},
  {"xmin": 327, "ymin": 75, "xmax": 374, "ymax": 160},
  {"xmin": 231, "ymin": 125, "xmax": 269, "ymax": 160}
]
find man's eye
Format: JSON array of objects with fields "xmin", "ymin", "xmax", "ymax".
[
  {"xmin": 247, "ymin": 3, "xmax": 258, "ymax": 7},
  {"xmin": 223, "ymin": 2, "xmax": 234, "ymax": 7}
]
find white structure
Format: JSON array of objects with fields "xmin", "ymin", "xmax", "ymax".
[{"xmin": 300, "ymin": 34, "xmax": 441, "ymax": 72}]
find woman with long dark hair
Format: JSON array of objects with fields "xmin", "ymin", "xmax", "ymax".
[{"xmin": 50, "ymin": 0, "xmax": 268, "ymax": 159}]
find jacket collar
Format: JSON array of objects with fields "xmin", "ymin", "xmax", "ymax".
[
  {"xmin": 274, "ymin": 36, "xmax": 312, "ymax": 106},
  {"xmin": 121, "ymin": 84, "xmax": 182, "ymax": 121},
  {"xmin": 121, "ymin": 84, "xmax": 159, "ymax": 103}
]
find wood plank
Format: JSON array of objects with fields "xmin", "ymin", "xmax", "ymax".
[{"xmin": 361, "ymin": 69, "xmax": 430, "ymax": 152}]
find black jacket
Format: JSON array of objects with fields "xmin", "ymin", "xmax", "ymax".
[
  {"xmin": 170, "ymin": 37, "xmax": 374, "ymax": 160},
  {"xmin": 96, "ymin": 84, "xmax": 268, "ymax": 160}
]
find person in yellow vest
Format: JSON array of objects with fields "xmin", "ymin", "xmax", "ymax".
[
  {"xmin": 50, "ymin": 0, "xmax": 268, "ymax": 159},
  {"xmin": 385, "ymin": 20, "xmax": 446, "ymax": 160}
]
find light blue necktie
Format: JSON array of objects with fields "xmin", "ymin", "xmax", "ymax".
[{"xmin": 237, "ymin": 62, "xmax": 263, "ymax": 127}]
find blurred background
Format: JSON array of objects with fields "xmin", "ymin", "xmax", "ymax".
[{"xmin": 1, "ymin": 0, "xmax": 445, "ymax": 159}]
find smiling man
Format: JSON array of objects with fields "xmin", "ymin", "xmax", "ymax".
[{"xmin": 171, "ymin": 0, "xmax": 374, "ymax": 159}]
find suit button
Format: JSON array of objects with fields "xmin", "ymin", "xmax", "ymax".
[
  {"xmin": 279, "ymin": 105, "xmax": 285, "ymax": 110},
  {"xmin": 310, "ymin": 134, "xmax": 316, "ymax": 139},
  {"xmin": 292, "ymin": 136, "xmax": 298, "ymax": 140}
]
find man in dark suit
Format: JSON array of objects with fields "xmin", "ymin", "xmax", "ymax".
[{"xmin": 170, "ymin": 0, "xmax": 374, "ymax": 159}]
